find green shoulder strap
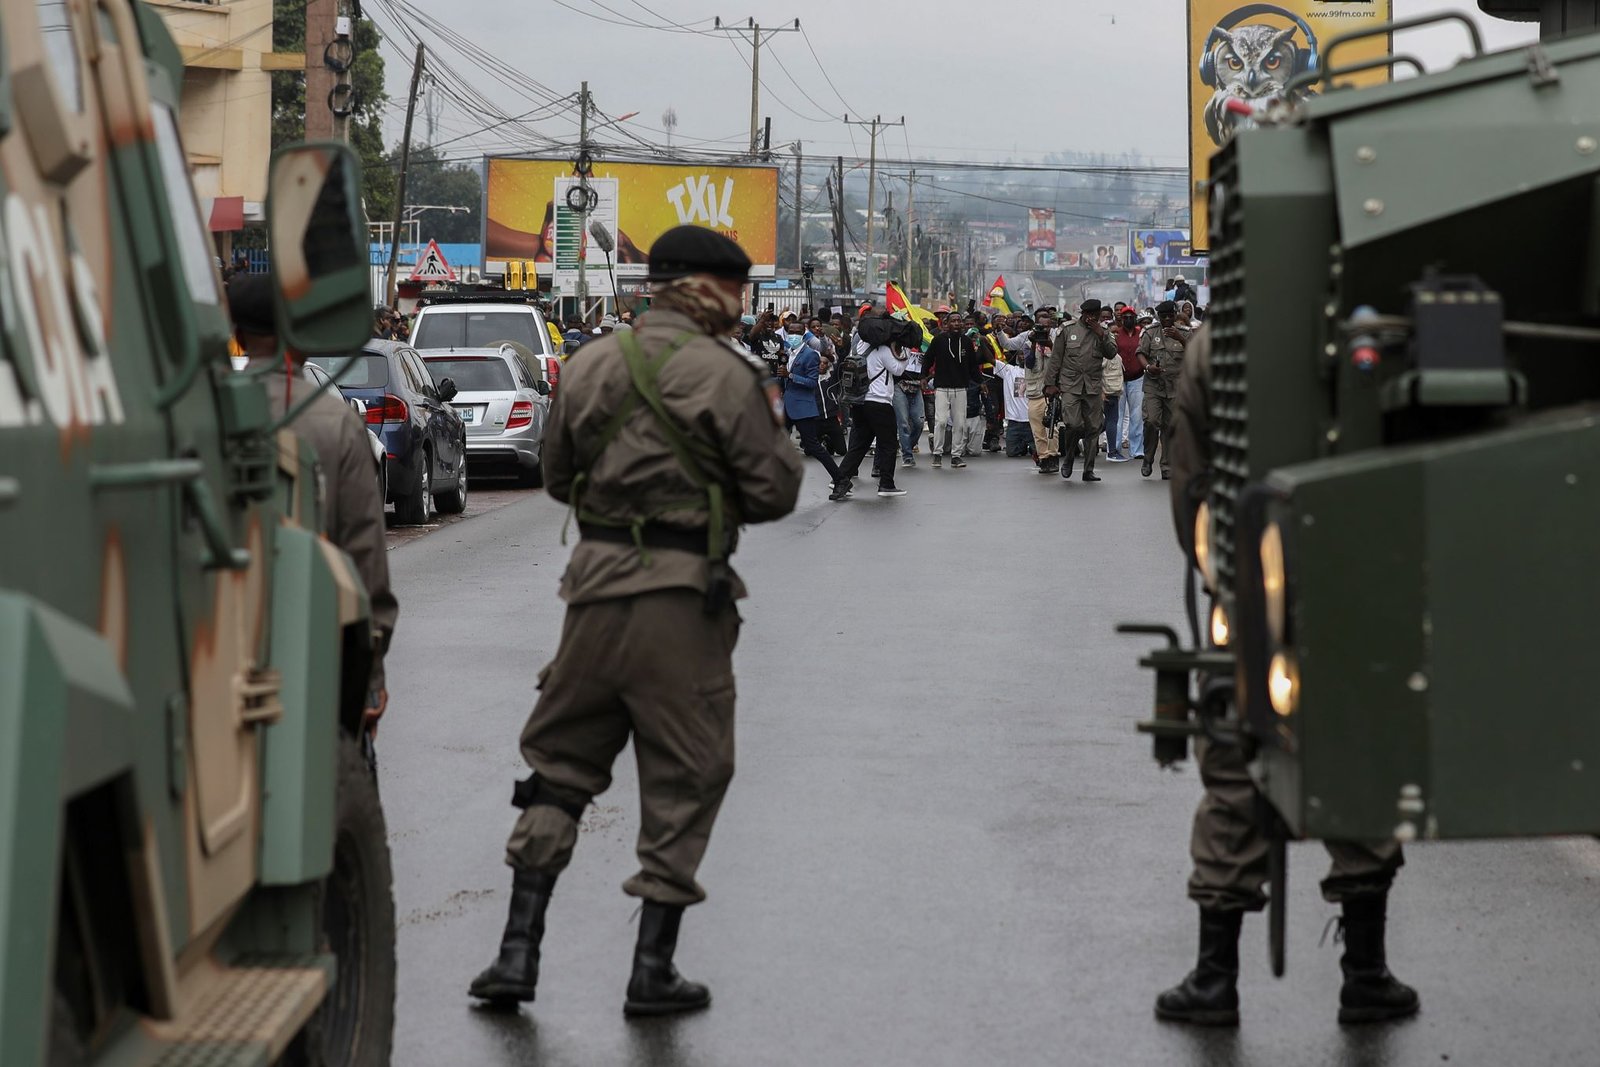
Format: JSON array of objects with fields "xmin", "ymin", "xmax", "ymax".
[{"xmin": 565, "ymin": 330, "xmax": 731, "ymax": 563}]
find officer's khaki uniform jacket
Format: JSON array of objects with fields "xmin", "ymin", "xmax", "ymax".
[
  {"xmin": 1138, "ymin": 327, "xmax": 1189, "ymax": 398},
  {"xmin": 544, "ymin": 307, "xmax": 804, "ymax": 605},
  {"xmin": 1045, "ymin": 322, "xmax": 1118, "ymax": 396},
  {"xmin": 251, "ymin": 358, "xmax": 398, "ymax": 687}
]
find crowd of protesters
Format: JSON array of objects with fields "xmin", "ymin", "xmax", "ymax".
[{"xmin": 733, "ymin": 285, "xmax": 1200, "ymax": 500}]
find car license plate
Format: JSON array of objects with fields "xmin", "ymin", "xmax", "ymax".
[{"xmin": 457, "ymin": 406, "xmax": 476, "ymax": 424}]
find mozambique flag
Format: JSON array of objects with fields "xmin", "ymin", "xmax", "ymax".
[
  {"xmin": 885, "ymin": 281, "xmax": 939, "ymax": 349},
  {"xmin": 983, "ymin": 275, "xmax": 1024, "ymax": 315}
]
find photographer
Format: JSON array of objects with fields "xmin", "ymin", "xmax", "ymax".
[
  {"xmin": 1024, "ymin": 309, "xmax": 1062, "ymax": 473},
  {"xmin": 892, "ymin": 333, "xmax": 927, "ymax": 469},
  {"xmin": 832, "ymin": 314, "xmax": 913, "ymax": 499},
  {"xmin": 746, "ymin": 310, "xmax": 785, "ymax": 373}
]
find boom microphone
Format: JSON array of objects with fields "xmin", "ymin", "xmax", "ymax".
[{"xmin": 588, "ymin": 220, "xmax": 616, "ymax": 254}]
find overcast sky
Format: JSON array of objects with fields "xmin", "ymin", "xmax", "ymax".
[{"xmin": 374, "ymin": 1, "xmax": 1538, "ymax": 166}]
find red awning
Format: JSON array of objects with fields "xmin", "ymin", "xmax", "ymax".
[{"xmin": 207, "ymin": 196, "xmax": 244, "ymax": 233}]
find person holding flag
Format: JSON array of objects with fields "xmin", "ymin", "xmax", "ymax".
[
  {"xmin": 983, "ymin": 275, "xmax": 1026, "ymax": 317},
  {"xmin": 884, "ymin": 282, "xmax": 938, "ymax": 468}
]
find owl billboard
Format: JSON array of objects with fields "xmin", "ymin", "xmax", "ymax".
[
  {"xmin": 1188, "ymin": 1, "xmax": 1393, "ymax": 251},
  {"xmin": 484, "ymin": 157, "xmax": 780, "ymax": 281}
]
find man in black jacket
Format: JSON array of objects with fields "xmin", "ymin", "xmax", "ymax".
[{"xmin": 926, "ymin": 312, "xmax": 981, "ymax": 469}]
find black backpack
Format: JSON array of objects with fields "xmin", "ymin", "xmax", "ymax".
[{"xmin": 839, "ymin": 340, "xmax": 887, "ymax": 406}]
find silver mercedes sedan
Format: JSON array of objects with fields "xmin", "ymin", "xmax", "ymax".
[{"xmin": 421, "ymin": 345, "xmax": 550, "ymax": 487}]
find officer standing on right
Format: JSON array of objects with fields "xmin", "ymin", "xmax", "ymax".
[
  {"xmin": 1137, "ymin": 300, "xmax": 1189, "ymax": 480},
  {"xmin": 1157, "ymin": 323, "xmax": 1419, "ymax": 1028},
  {"xmin": 1043, "ymin": 299, "xmax": 1117, "ymax": 482},
  {"xmin": 468, "ymin": 226, "xmax": 803, "ymax": 1018}
]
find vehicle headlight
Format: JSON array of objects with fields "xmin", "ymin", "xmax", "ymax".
[
  {"xmin": 1260, "ymin": 522, "xmax": 1286, "ymax": 645},
  {"xmin": 1268, "ymin": 652, "xmax": 1299, "ymax": 716},
  {"xmin": 1210, "ymin": 602, "xmax": 1230, "ymax": 648},
  {"xmin": 1194, "ymin": 501, "xmax": 1215, "ymax": 591}
]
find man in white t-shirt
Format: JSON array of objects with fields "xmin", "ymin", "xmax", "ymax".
[
  {"xmin": 988, "ymin": 349, "xmax": 1033, "ymax": 457},
  {"xmin": 832, "ymin": 329, "xmax": 910, "ymax": 499}
]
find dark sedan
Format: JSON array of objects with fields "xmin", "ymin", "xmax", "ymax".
[{"xmin": 308, "ymin": 340, "xmax": 468, "ymax": 525}]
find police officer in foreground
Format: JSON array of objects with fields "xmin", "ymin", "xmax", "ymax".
[
  {"xmin": 1043, "ymin": 299, "xmax": 1118, "ymax": 482},
  {"xmin": 1158, "ymin": 323, "xmax": 1418, "ymax": 1027},
  {"xmin": 469, "ymin": 226, "xmax": 804, "ymax": 1016},
  {"xmin": 1137, "ymin": 301, "xmax": 1189, "ymax": 481},
  {"xmin": 228, "ymin": 275, "xmax": 398, "ymax": 727}
]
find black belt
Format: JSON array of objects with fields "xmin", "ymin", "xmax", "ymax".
[{"xmin": 579, "ymin": 522, "xmax": 709, "ymax": 555}]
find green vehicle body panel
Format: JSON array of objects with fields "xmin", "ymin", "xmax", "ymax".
[{"xmin": 0, "ymin": 2, "xmax": 376, "ymax": 1063}]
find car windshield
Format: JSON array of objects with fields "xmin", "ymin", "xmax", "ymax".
[
  {"xmin": 413, "ymin": 311, "xmax": 541, "ymax": 352},
  {"xmin": 423, "ymin": 357, "xmax": 515, "ymax": 392},
  {"xmin": 306, "ymin": 353, "xmax": 389, "ymax": 388}
]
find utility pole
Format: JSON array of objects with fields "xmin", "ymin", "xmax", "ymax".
[
  {"xmin": 577, "ymin": 81, "xmax": 590, "ymax": 320},
  {"xmin": 843, "ymin": 114, "xmax": 904, "ymax": 297},
  {"xmin": 385, "ymin": 43, "xmax": 426, "ymax": 307},
  {"xmin": 715, "ymin": 17, "xmax": 801, "ymax": 156},
  {"xmin": 792, "ymin": 142, "xmax": 803, "ymax": 273},
  {"xmin": 304, "ymin": 0, "xmax": 338, "ymax": 141},
  {"xmin": 904, "ymin": 168, "xmax": 914, "ymax": 297},
  {"xmin": 829, "ymin": 157, "xmax": 850, "ymax": 294}
]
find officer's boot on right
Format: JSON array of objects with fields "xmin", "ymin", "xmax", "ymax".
[
  {"xmin": 1154, "ymin": 908, "xmax": 1242, "ymax": 1026},
  {"xmin": 1141, "ymin": 427, "xmax": 1156, "ymax": 477},
  {"xmin": 624, "ymin": 901, "xmax": 711, "ymax": 1017},
  {"xmin": 468, "ymin": 868, "xmax": 556, "ymax": 1005},
  {"xmin": 1336, "ymin": 894, "xmax": 1420, "ymax": 1024}
]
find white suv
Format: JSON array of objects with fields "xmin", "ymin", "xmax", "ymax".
[{"xmin": 409, "ymin": 300, "xmax": 557, "ymax": 357}]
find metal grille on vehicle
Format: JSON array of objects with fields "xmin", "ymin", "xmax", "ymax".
[{"xmin": 1205, "ymin": 141, "xmax": 1247, "ymax": 597}]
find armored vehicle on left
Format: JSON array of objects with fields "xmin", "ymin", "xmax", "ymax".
[{"xmin": 0, "ymin": 1, "xmax": 394, "ymax": 1064}]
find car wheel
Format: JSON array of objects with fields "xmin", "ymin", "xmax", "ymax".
[
  {"xmin": 394, "ymin": 453, "xmax": 433, "ymax": 525},
  {"xmin": 436, "ymin": 457, "xmax": 468, "ymax": 514}
]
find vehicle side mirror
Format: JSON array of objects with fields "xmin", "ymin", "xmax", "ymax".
[
  {"xmin": 438, "ymin": 377, "xmax": 458, "ymax": 403},
  {"xmin": 266, "ymin": 142, "xmax": 371, "ymax": 355},
  {"xmin": 534, "ymin": 380, "xmax": 550, "ymax": 396}
]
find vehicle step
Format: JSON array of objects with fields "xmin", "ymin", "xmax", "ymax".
[{"xmin": 102, "ymin": 956, "xmax": 331, "ymax": 1067}]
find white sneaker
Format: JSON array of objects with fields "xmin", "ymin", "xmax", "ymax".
[{"xmin": 877, "ymin": 487, "xmax": 907, "ymax": 497}]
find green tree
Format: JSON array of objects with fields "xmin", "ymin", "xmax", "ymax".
[
  {"xmin": 271, "ymin": 1, "xmax": 394, "ymax": 224},
  {"xmin": 388, "ymin": 144, "xmax": 483, "ymax": 244}
]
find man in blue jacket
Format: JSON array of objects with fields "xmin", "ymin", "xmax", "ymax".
[{"xmin": 780, "ymin": 344, "xmax": 845, "ymax": 493}]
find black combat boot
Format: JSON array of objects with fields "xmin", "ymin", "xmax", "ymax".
[
  {"xmin": 1141, "ymin": 454, "xmax": 1154, "ymax": 478},
  {"xmin": 1336, "ymin": 895, "xmax": 1420, "ymax": 1024},
  {"xmin": 624, "ymin": 901, "xmax": 711, "ymax": 1017},
  {"xmin": 468, "ymin": 868, "xmax": 557, "ymax": 1005},
  {"xmin": 1154, "ymin": 909, "xmax": 1242, "ymax": 1026},
  {"xmin": 1061, "ymin": 439, "xmax": 1077, "ymax": 479}
]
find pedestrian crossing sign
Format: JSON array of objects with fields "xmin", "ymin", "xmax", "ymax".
[{"xmin": 408, "ymin": 239, "xmax": 457, "ymax": 282}]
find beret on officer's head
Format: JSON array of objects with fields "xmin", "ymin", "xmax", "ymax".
[
  {"xmin": 1157, "ymin": 300, "xmax": 1178, "ymax": 316},
  {"xmin": 227, "ymin": 273, "xmax": 277, "ymax": 336},
  {"xmin": 1079, "ymin": 299, "xmax": 1104, "ymax": 317},
  {"xmin": 647, "ymin": 225, "xmax": 753, "ymax": 282}
]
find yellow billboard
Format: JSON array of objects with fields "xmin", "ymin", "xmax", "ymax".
[
  {"xmin": 485, "ymin": 157, "xmax": 780, "ymax": 280},
  {"xmin": 1188, "ymin": 1, "xmax": 1393, "ymax": 250}
]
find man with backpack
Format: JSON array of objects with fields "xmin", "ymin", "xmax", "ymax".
[{"xmin": 831, "ymin": 313, "xmax": 910, "ymax": 500}]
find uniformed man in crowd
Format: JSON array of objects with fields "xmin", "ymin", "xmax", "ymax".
[
  {"xmin": 469, "ymin": 226, "xmax": 804, "ymax": 1017},
  {"xmin": 1043, "ymin": 298, "xmax": 1118, "ymax": 482},
  {"xmin": 228, "ymin": 275, "xmax": 398, "ymax": 728},
  {"xmin": 1137, "ymin": 300, "xmax": 1190, "ymax": 480},
  {"xmin": 1157, "ymin": 323, "xmax": 1418, "ymax": 1027}
]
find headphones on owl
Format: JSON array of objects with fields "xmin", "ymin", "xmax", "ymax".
[{"xmin": 1198, "ymin": 3, "xmax": 1320, "ymax": 88}]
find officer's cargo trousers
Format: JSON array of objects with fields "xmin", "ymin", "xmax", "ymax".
[
  {"xmin": 1144, "ymin": 391, "xmax": 1176, "ymax": 475},
  {"xmin": 1187, "ymin": 737, "xmax": 1403, "ymax": 912},
  {"xmin": 506, "ymin": 588, "xmax": 739, "ymax": 906}
]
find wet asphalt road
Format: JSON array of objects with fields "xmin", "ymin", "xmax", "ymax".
[{"xmin": 379, "ymin": 453, "xmax": 1600, "ymax": 1067}]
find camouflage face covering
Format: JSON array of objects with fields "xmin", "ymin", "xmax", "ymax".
[{"xmin": 652, "ymin": 274, "xmax": 744, "ymax": 335}]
